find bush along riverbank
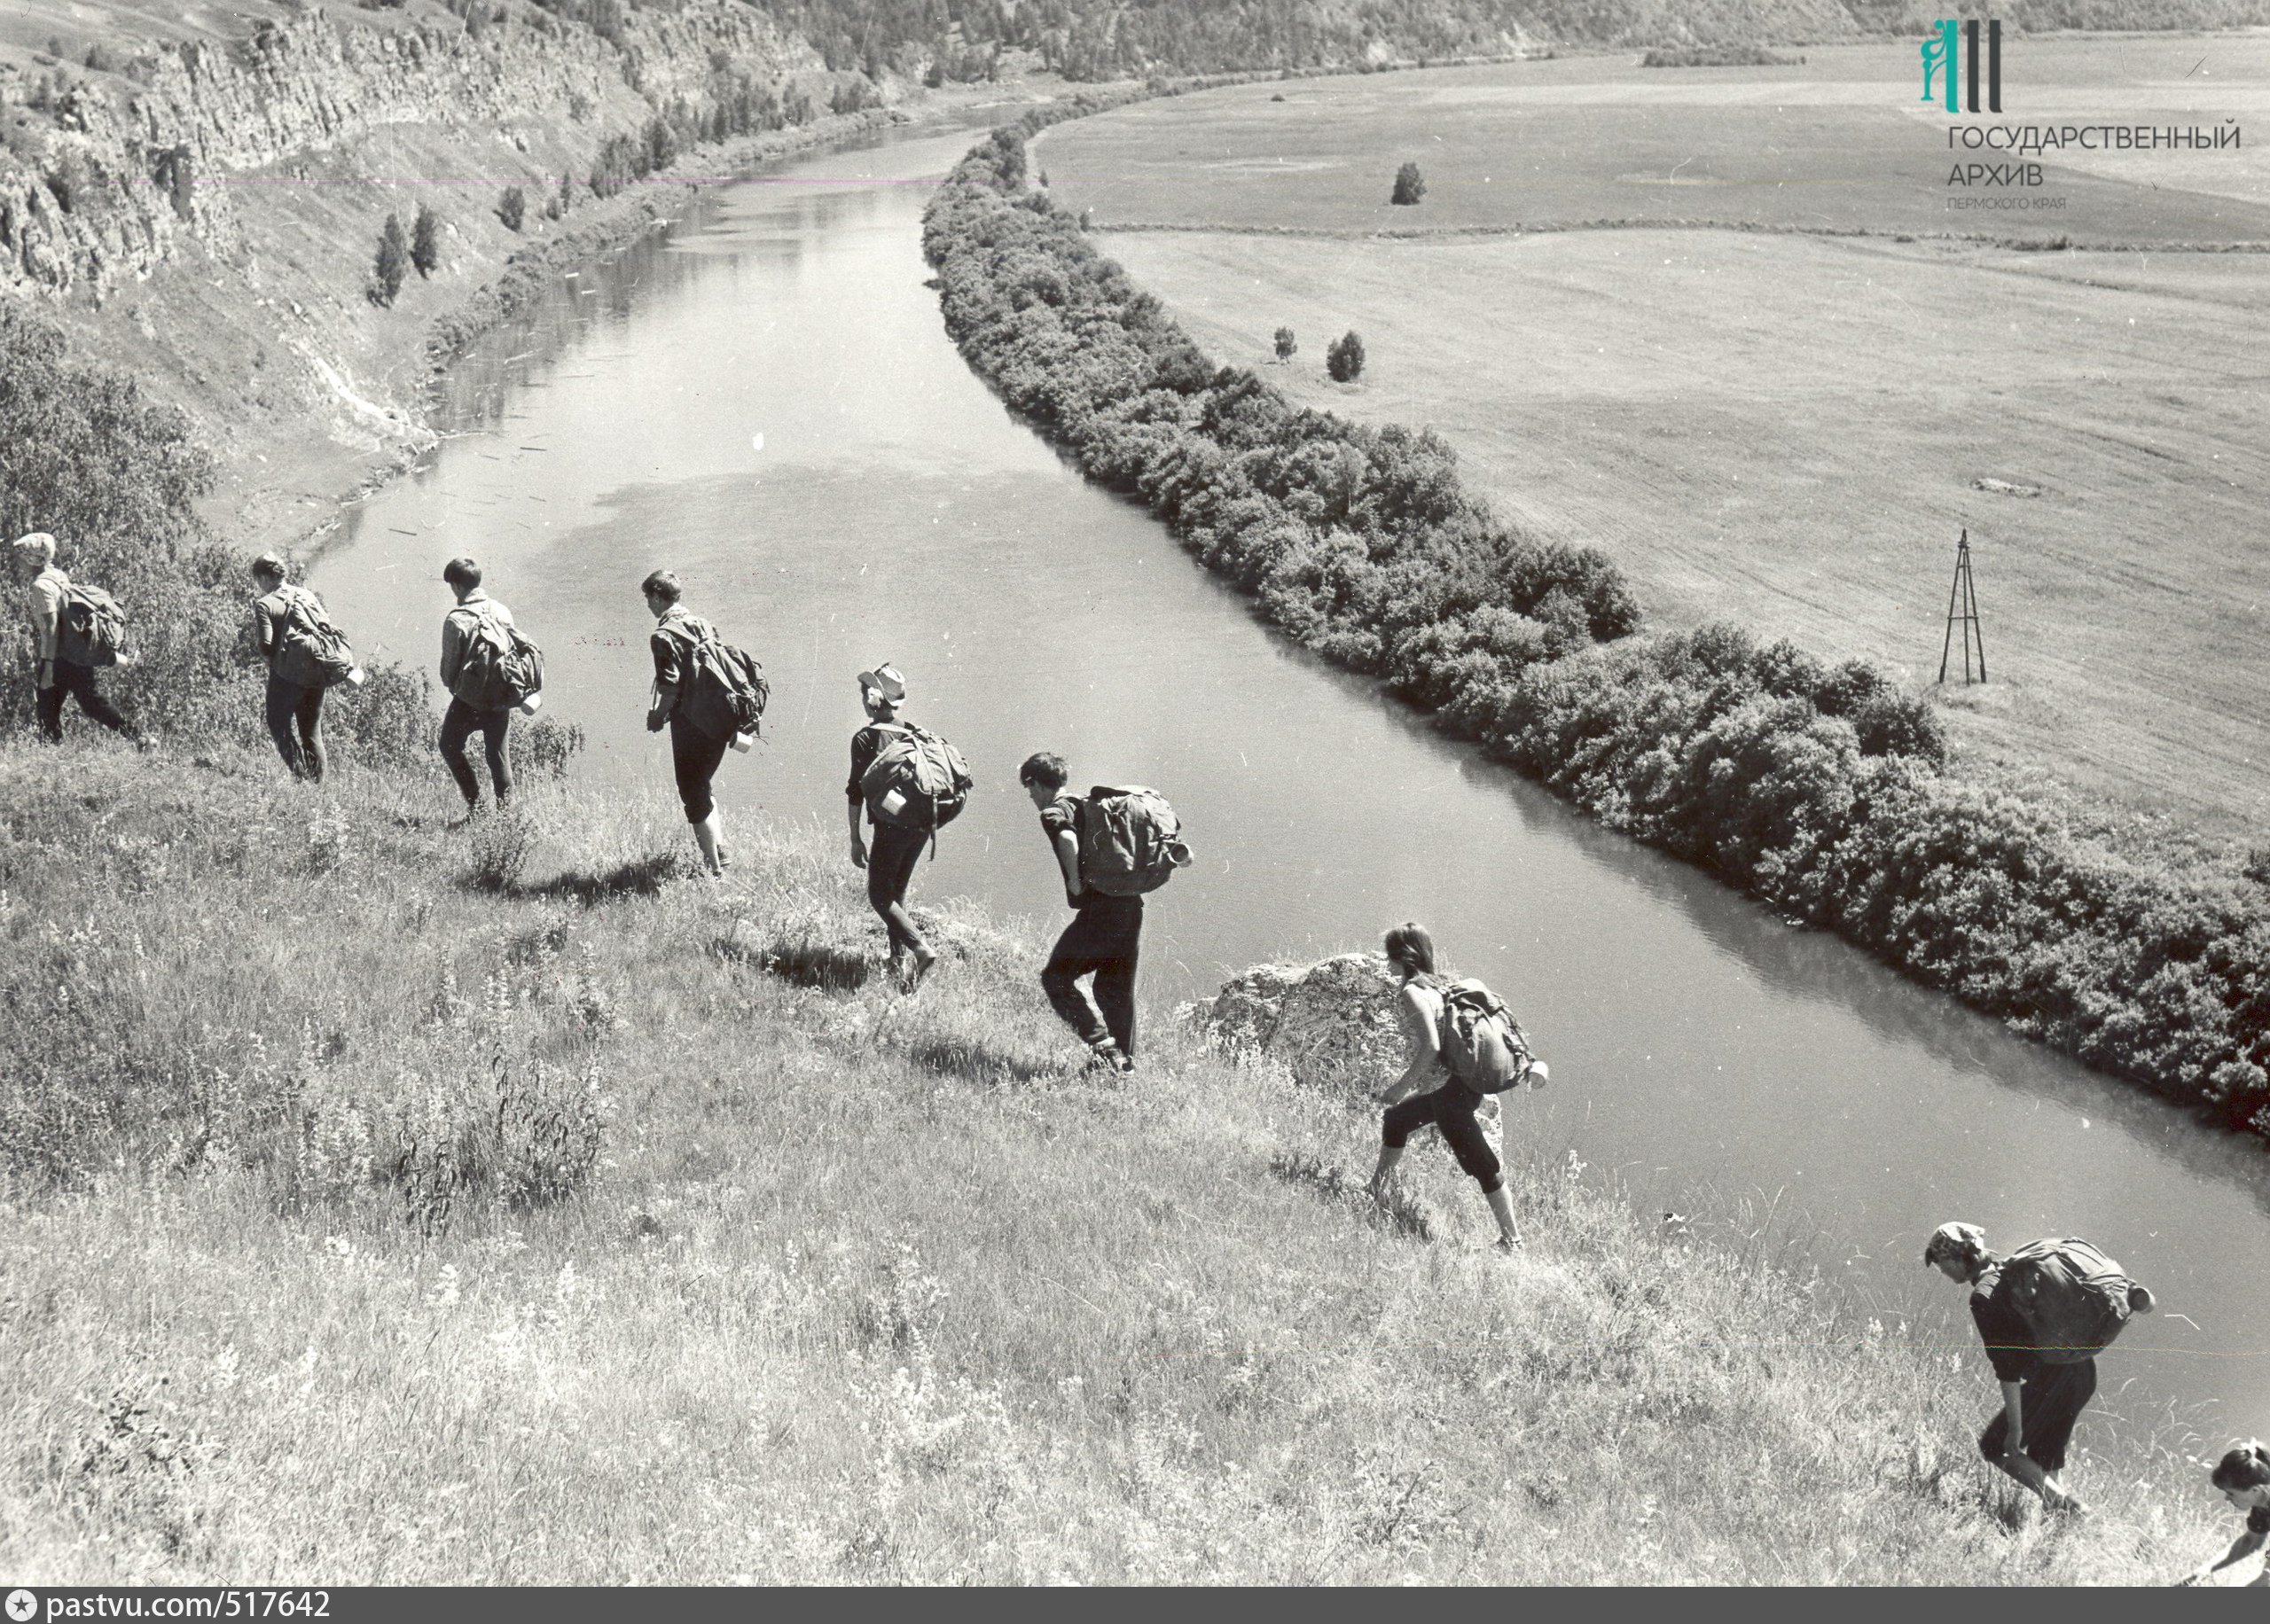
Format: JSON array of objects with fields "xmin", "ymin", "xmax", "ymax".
[
  {"xmin": 0, "ymin": 738, "xmax": 2227, "ymax": 1582},
  {"xmin": 922, "ymin": 118, "xmax": 2270, "ymax": 1143}
]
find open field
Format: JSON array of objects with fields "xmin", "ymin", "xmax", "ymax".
[
  {"xmin": 0, "ymin": 738, "xmax": 2243, "ymax": 1583},
  {"xmin": 1036, "ymin": 43, "xmax": 2270, "ymax": 838}
]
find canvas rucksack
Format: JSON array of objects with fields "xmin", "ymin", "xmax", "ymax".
[
  {"xmin": 56, "ymin": 582, "xmax": 129, "ymax": 668},
  {"xmin": 271, "ymin": 586, "xmax": 358, "ymax": 690},
  {"xmin": 453, "ymin": 601, "xmax": 544, "ymax": 710},
  {"xmin": 861, "ymin": 722, "xmax": 973, "ymax": 832},
  {"xmin": 1076, "ymin": 785, "xmax": 1194, "ymax": 897},
  {"xmin": 1997, "ymin": 1238, "xmax": 2151, "ymax": 1365},
  {"xmin": 661, "ymin": 616, "xmax": 769, "ymax": 742},
  {"xmin": 1433, "ymin": 979, "xmax": 1542, "ymax": 1095}
]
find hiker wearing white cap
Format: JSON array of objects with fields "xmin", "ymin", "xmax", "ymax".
[
  {"xmin": 12, "ymin": 531, "xmax": 143, "ymax": 748},
  {"xmin": 1926, "ymin": 1221, "xmax": 2155, "ymax": 1519},
  {"xmin": 847, "ymin": 663, "xmax": 939, "ymax": 990}
]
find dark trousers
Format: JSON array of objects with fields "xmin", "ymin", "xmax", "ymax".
[
  {"xmin": 866, "ymin": 823, "xmax": 930, "ymax": 956},
  {"xmin": 1383, "ymin": 1082, "xmax": 1504, "ymax": 1193},
  {"xmin": 1043, "ymin": 897, "xmax": 1142, "ymax": 1058},
  {"xmin": 440, "ymin": 698, "xmax": 513, "ymax": 808},
  {"xmin": 264, "ymin": 677, "xmax": 326, "ymax": 781},
  {"xmin": 36, "ymin": 660, "xmax": 133, "ymax": 744},
  {"xmin": 669, "ymin": 715, "xmax": 729, "ymax": 824},
  {"xmin": 1978, "ymin": 1358, "xmax": 2096, "ymax": 1473}
]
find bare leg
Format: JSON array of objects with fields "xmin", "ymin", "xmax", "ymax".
[
  {"xmin": 1993, "ymin": 1452, "xmax": 2084, "ymax": 1513},
  {"xmin": 692, "ymin": 810, "xmax": 724, "ymax": 876},
  {"xmin": 1484, "ymin": 1184, "xmax": 1522, "ymax": 1250}
]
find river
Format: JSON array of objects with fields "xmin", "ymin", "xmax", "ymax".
[{"xmin": 308, "ymin": 122, "xmax": 2270, "ymax": 1441}]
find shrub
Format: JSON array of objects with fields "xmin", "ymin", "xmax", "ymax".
[
  {"xmin": 1272, "ymin": 326, "xmax": 1296, "ymax": 363},
  {"xmin": 497, "ymin": 185, "xmax": 526, "ymax": 231},
  {"xmin": 372, "ymin": 215, "xmax": 408, "ymax": 305},
  {"xmin": 410, "ymin": 205, "xmax": 441, "ymax": 278},
  {"xmin": 1390, "ymin": 161, "xmax": 1425, "ymax": 206},
  {"xmin": 1326, "ymin": 330, "xmax": 1366, "ymax": 383}
]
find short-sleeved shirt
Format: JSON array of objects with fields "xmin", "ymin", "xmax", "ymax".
[
  {"xmin": 26, "ymin": 565, "xmax": 67, "ymax": 662},
  {"xmin": 1969, "ymin": 1265, "xmax": 2046, "ymax": 1385},
  {"xmin": 848, "ymin": 721, "xmax": 898, "ymax": 808}
]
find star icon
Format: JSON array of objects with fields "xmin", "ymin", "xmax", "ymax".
[{"xmin": 6, "ymin": 1590, "xmax": 38, "ymax": 1623}]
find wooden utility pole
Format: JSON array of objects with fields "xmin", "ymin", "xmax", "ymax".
[{"xmin": 1938, "ymin": 529, "xmax": 1986, "ymax": 684}]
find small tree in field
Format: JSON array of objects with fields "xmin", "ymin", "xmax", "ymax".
[
  {"xmin": 1326, "ymin": 330, "xmax": 1366, "ymax": 382},
  {"xmin": 411, "ymin": 204, "xmax": 442, "ymax": 277},
  {"xmin": 1272, "ymin": 326, "xmax": 1296, "ymax": 363},
  {"xmin": 1391, "ymin": 161, "xmax": 1426, "ymax": 206},
  {"xmin": 372, "ymin": 215, "xmax": 408, "ymax": 306},
  {"xmin": 497, "ymin": 185, "xmax": 526, "ymax": 231}
]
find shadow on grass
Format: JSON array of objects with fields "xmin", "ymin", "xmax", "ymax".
[
  {"xmin": 715, "ymin": 928, "xmax": 873, "ymax": 993},
  {"xmin": 905, "ymin": 1031, "xmax": 1068, "ymax": 1088},
  {"xmin": 1269, "ymin": 1150, "xmax": 1433, "ymax": 1243},
  {"xmin": 477, "ymin": 851, "xmax": 688, "ymax": 906}
]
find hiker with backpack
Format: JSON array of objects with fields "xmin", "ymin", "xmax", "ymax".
[
  {"xmin": 2177, "ymin": 1441, "xmax": 2270, "ymax": 1586},
  {"xmin": 1019, "ymin": 752, "xmax": 1192, "ymax": 1072},
  {"xmin": 439, "ymin": 558, "xmax": 537, "ymax": 817},
  {"xmin": 1925, "ymin": 1221, "xmax": 2157, "ymax": 1518},
  {"xmin": 645, "ymin": 569, "xmax": 763, "ymax": 878},
  {"xmin": 849, "ymin": 664, "xmax": 967, "ymax": 991},
  {"xmin": 249, "ymin": 551, "xmax": 364, "ymax": 782},
  {"xmin": 12, "ymin": 532, "xmax": 145, "ymax": 749},
  {"xmin": 1367, "ymin": 923, "xmax": 1545, "ymax": 1253}
]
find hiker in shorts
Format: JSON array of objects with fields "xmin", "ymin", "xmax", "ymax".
[
  {"xmin": 2177, "ymin": 1441, "xmax": 2270, "ymax": 1586},
  {"xmin": 848, "ymin": 664, "xmax": 936, "ymax": 989},
  {"xmin": 643, "ymin": 570, "xmax": 732, "ymax": 876},
  {"xmin": 1020, "ymin": 753, "xmax": 1141, "ymax": 1074},
  {"xmin": 439, "ymin": 558, "xmax": 517, "ymax": 816},
  {"xmin": 1926, "ymin": 1221, "xmax": 2113, "ymax": 1517},
  {"xmin": 1367, "ymin": 923, "xmax": 1524, "ymax": 1253},
  {"xmin": 248, "ymin": 552, "xmax": 329, "ymax": 782},
  {"xmin": 12, "ymin": 532, "xmax": 143, "ymax": 748}
]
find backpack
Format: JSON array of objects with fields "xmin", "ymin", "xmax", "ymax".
[
  {"xmin": 1076, "ymin": 785, "xmax": 1194, "ymax": 897},
  {"xmin": 271, "ymin": 586, "xmax": 358, "ymax": 690},
  {"xmin": 1998, "ymin": 1238, "xmax": 2149, "ymax": 1365},
  {"xmin": 56, "ymin": 582, "xmax": 129, "ymax": 668},
  {"xmin": 1432, "ymin": 978, "xmax": 1539, "ymax": 1095},
  {"xmin": 453, "ymin": 602, "xmax": 544, "ymax": 710},
  {"xmin": 861, "ymin": 722, "xmax": 973, "ymax": 832},
  {"xmin": 661, "ymin": 617, "xmax": 769, "ymax": 742}
]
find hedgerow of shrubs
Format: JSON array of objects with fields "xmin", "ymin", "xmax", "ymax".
[{"xmin": 922, "ymin": 120, "xmax": 2270, "ymax": 1140}]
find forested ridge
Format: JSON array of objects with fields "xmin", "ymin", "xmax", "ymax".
[{"xmin": 922, "ymin": 111, "xmax": 2270, "ymax": 1145}]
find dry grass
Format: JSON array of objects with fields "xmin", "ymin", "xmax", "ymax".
[
  {"xmin": 1033, "ymin": 45, "xmax": 2270, "ymax": 842},
  {"xmin": 0, "ymin": 736, "xmax": 2247, "ymax": 1582}
]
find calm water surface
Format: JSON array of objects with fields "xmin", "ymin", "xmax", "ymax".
[{"xmin": 310, "ymin": 125, "xmax": 2270, "ymax": 1438}]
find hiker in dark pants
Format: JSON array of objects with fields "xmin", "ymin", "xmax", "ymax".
[
  {"xmin": 12, "ymin": 532, "xmax": 141, "ymax": 748},
  {"xmin": 1926, "ymin": 1221, "xmax": 2098, "ymax": 1517},
  {"xmin": 248, "ymin": 552, "xmax": 328, "ymax": 782},
  {"xmin": 848, "ymin": 664, "xmax": 935, "ymax": 990},
  {"xmin": 1368, "ymin": 923, "xmax": 1523, "ymax": 1252},
  {"xmin": 643, "ymin": 569, "xmax": 728, "ymax": 877},
  {"xmin": 439, "ymin": 558, "xmax": 515, "ymax": 816},
  {"xmin": 1020, "ymin": 752, "xmax": 1138, "ymax": 1073},
  {"xmin": 2178, "ymin": 1441, "xmax": 2270, "ymax": 1586}
]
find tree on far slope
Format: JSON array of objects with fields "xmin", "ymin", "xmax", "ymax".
[
  {"xmin": 411, "ymin": 205, "xmax": 442, "ymax": 277},
  {"xmin": 372, "ymin": 215, "xmax": 408, "ymax": 306},
  {"xmin": 1391, "ymin": 161, "xmax": 1426, "ymax": 206},
  {"xmin": 1273, "ymin": 326, "xmax": 1297, "ymax": 363}
]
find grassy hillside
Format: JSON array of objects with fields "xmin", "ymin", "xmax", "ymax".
[{"xmin": 0, "ymin": 734, "xmax": 2238, "ymax": 1583}]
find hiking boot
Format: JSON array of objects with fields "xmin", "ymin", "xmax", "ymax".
[
  {"xmin": 1494, "ymin": 1235, "xmax": 1525, "ymax": 1256},
  {"xmin": 1085, "ymin": 1042, "xmax": 1126, "ymax": 1074}
]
